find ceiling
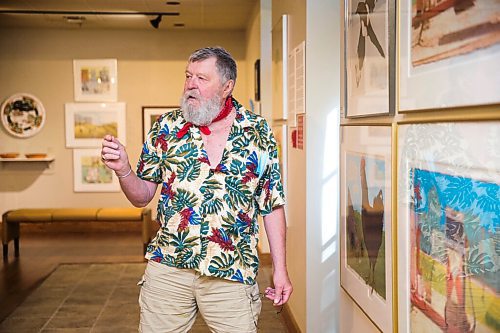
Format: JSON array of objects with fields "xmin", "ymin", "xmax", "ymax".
[{"xmin": 0, "ymin": 0, "xmax": 258, "ymax": 30}]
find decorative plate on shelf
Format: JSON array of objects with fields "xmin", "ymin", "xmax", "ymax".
[
  {"xmin": 0, "ymin": 153, "xmax": 20, "ymax": 158},
  {"xmin": 25, "ymin": 153, "xmax": 47, "ymax": 158},
  {"xmin": 1, "ymin": 93, "xmax": 46, "ymax": 138}
]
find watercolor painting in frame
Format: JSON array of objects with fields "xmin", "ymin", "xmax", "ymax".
[{"xmin": 340, "ymin": 125, "xmax": 393, "ymax": 332}]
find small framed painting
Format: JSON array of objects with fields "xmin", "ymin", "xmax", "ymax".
[
  {"xmin": 142, "ymin": 106, "xmax": 177, "ymax": 142},
  {"xmin": 73, "ymin": 59, "xmax": 118, "ymax": 102},
  {"xmin": 340, "ymin": 125, "xmax": 393, "ymax": 332},
  {"xmin": 73, "ymin": 148, "xmax": 120, "ymax": 192},
  {"xmin": 65, "ymin": 102, "xmax": 126, "ymax": 148}
]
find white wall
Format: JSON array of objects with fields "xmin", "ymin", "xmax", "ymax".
[
  {"xmin": 0, "ymin": 28, "xmax": 248, "ymax": 215},
  {"xmin": 305, "ymin": 0, "xmax": 340, "ymax": 332}
]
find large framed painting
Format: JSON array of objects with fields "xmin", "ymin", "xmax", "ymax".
[
  {"xmin": 340, "ymin": 125, "xmax": 393, "ymax": 332},
  {"xmin": 397, "ymin": 121, "xmax": 500, "ymax": 332},
  {"xmin": 65, "ymin": 102, "xmax": 126, "ymax": 148},
  {"xmin": 73, "ymin": 59, "xmax": 118, "ymax": 102},
  {"xmin": 399, "ymin": 1, "xmax": 500, "ymax": 111},
  {"xmin": 344, "ymin": 0, "xmax": 395, "ymax": 117},
  {"xmin": 73, "ymin": 149, "xmax": 119, "ymax": 192},
  {"xmin": 142, "ymin": 106, "xmax": 177, "ymax": 142}
]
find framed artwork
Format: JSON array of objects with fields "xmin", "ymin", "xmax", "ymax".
[
  {"xmin": 397, "ymin": 121, "xmax": 500, "ymax": 332},
  {"xmin": 1, "ymin": 93, "xmax": 46, "ymax": 138},
  {"xmin": 73, "ymin": 59, "xmax": 118, "ymax": 102},
  {"xmin": 344, "ymin": 0, "xmax": 395, "ymax": 117},
  {"xmin": 73, "ymin": 148, "xmax": 120, "ymax": 192},
  {"xmin": 399, "ymin": 1, "xmax": 500, "ymax": 111},
  {"xmin": 142, "ymin": 106, "xmax": 177, "ymax": 141},
  {"xmin": 340, "ymin": 125, "xmax": 393, "ymax": 332},
  {"xmin": 65, "ymin": 102, "xmax": 126, "ymax": 148},
  {"xmin": 271, "ymin": 14, "xmax": 288, "ymax": 120}
]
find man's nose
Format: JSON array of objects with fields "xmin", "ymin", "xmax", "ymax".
[{"xmin": 185, "ymin": 77, "xmax": 198, "ymax": 89}]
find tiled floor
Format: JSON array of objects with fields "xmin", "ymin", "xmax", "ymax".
[{"xmin": 0, "ymin": 262, "xmax": 288, "ymax": 332}]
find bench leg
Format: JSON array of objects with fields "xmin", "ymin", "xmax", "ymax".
[
  {"xmin": 14, "ymin": 238, "xmax": 19, "ymax": 257},
  {"xmin": 2, "ymin": 244, "xmax": 7, "ymax": 259}
]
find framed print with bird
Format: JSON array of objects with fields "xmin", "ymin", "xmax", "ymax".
[
  {"xmin": 344, "ymin": 0, "xmax": 395, "ymax": 117},
  {"xmin": 340, "ymin": 125, "xmax": 393, "ymax": 332}
]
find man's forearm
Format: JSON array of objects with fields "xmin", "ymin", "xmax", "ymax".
[
  {"xmin": 118, "ymin": 168, "xmax": 157, "ymax": 207},
  {"xmin": 263, "ymin": 206, "xmax": 287, "ymax": 271}
]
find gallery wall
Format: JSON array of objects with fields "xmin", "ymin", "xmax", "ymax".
[{"xmin": 0, "ymin": 28, "xmax": 248, "ymax": 215}]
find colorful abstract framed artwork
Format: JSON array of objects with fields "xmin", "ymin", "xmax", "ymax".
[
  {"xmin": 397, "ymin": 121, "xmax": 500, "ymax": 332},
  {"xmin": 65, "ymin": 102, "xmax": 126, "ymax": 148},
  {"xmin": 73, "ymin": 59, "xmax": 118, "ymax": 102},
  {"xmin": 73, "ymin": 149, "xmax": 119, "ymax": 192},
  {"xmin": 344, "ymin": 0, "xmax": 395, "ymax": 117},
  {"xmin": 340, "ymin": 125, "xmax": 393, "ymax": 332},
  {"xmin": 398, "ymin": 1, "xmax": 500, "ymax": 111},
  {"xmin": 142, "ymin": 106, "xmax": 177, "ymax": 142}
]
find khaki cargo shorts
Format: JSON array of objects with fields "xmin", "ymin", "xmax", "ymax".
[{"xmin": 138, "ymin": 260, "xmax": 262, "ymax": 333}]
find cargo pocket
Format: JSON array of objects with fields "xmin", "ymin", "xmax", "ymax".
[{"xmin": 244, "ymin": 282, "xmax": 262, "ymax": 331}]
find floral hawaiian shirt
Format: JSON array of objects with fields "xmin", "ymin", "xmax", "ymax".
[{"xmin": 137, "ymin": 98, "xmax": 285, "ymax": 285}]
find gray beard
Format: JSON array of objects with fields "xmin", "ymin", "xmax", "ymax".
[{"xmin": 181, "ymin": 92, "xmax": 223, "ymax": 126}]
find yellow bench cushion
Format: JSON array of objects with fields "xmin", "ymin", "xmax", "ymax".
[
  {"xmin": 96, "ymin": 208, "xmax": 144, "ymax": 221},
  {"xmin": 5, "ymin": 209, "xmax": 54, "ymax": 222},
  {"xmin": 52, "ymin": 208, "xmax": 98, "ymax": 221}
]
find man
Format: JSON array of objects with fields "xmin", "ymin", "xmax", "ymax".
[{"xmin": 101, "ymin": 46, "xmax": 292, "ymax": 332}]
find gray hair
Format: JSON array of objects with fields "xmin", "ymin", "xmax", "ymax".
[{"xmin": 188, "ymin": 46, "xmax": 237, "ymax": 85}]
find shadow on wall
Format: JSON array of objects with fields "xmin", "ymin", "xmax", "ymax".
[{"xmin": 0, "ymin": 164, "xmax": 46, "ymax": 191}]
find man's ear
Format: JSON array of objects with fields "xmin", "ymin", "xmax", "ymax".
[{"xmin": 222, "ymin": 80, "xmax": 234, "ymax": 98}]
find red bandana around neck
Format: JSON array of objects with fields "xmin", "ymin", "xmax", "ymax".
[{"xmin": 177, "ymin": 96, "xmax": 233, "ymax": 139}]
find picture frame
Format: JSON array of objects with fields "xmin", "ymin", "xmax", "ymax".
[
  {"xmin": 397, "ymin": 121, "xmax": 500, "ymax": 332},
  {"xmin": 398, "ymin": 1, "xmax": 500, "ymax": 111},
  {"xmin": 65, "ymin": 102, "xmax": 126, "ymax": 148},
  {"xmin": 73, "ymin": 148, "xmax": 120, "ymax": 192},
  {"xmin": 340, "ymin": 125, "xmax": 393, "ymax": 332},
  {"xmin": 271, "ymin": 14, "xmax": 288, "ymax": 120},
  {"xmin": 344, "ymin": 0, "xmax": 395, "ymax": 117},
  {"xmin": 142, "ymin": 106, "xmax": 177, "ymax": 141},
  {"xmin": 73, "ymin": 59, "xmax": 118, "ymax": 102}
]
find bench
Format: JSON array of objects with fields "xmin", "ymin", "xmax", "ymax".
[{"xmin": 1, "ymin": 207, "xmax": 152, "ymax": 258}]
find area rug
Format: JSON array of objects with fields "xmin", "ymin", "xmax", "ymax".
[
  {"xmin": 0, "ymin": 263, "xmax": 146, "ymax": 332},
  {"xmin": 0, "ymin": 263, "xmax": 288, "ymax": 332}
]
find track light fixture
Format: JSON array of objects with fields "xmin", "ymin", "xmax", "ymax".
[
  {"xmin": 150, "ymin": 14, "xmax": 162, "ymax": 29},
  {"xmin": 0, "ymin": 10, "xmax": 179, "ymax": 29}
]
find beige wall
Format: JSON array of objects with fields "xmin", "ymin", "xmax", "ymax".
[
  {"xmin": 0, "ymin": 28, "xmax": 248, "ymax": 215},
  {"xmin": 272, "ymin": 0, "xmax": 307, "ymax": 331}
]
